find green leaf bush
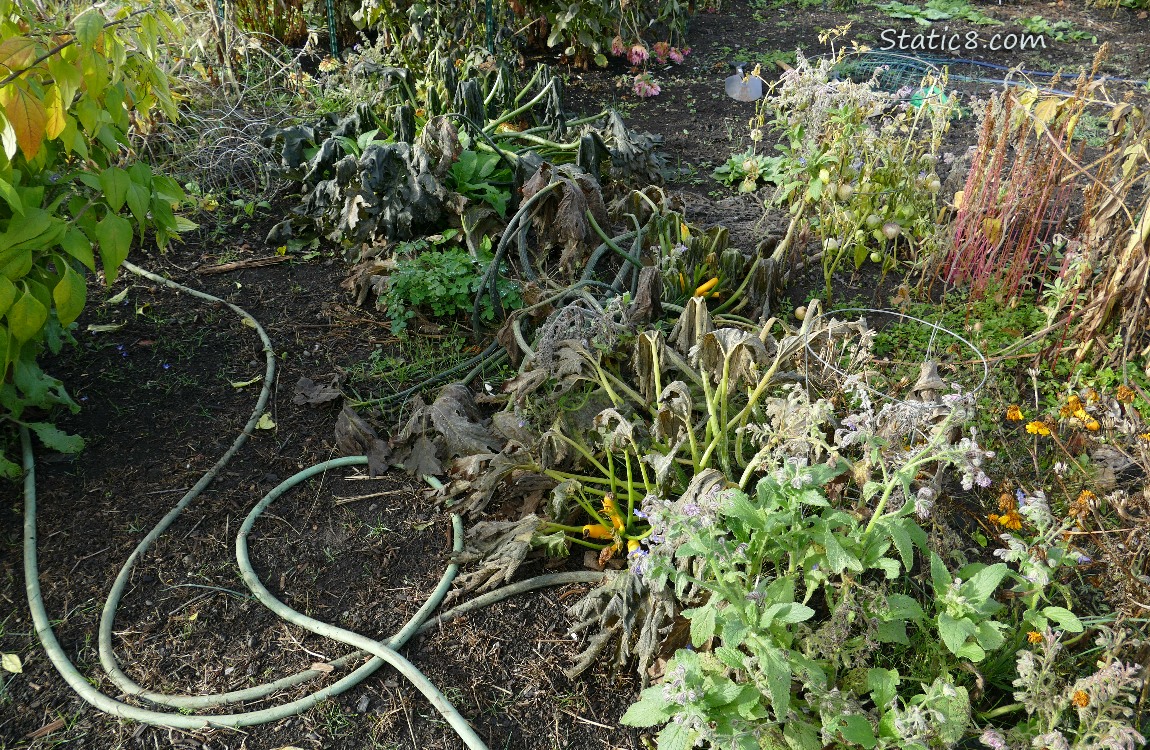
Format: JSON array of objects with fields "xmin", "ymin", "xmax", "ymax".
[{"xmin": 0, "ymin": 2, "xmax": 190, "ymax": 476}]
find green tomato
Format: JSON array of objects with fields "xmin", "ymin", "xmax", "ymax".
[{"xmin": 870, "ymin": 251, "xmax": 882, "ymax": 263}]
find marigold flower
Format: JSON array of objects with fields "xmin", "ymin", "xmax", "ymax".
[
  {"xmin": 1084, "ymin": 418, "xmax": 1100, "ymax": 431},
  {"xmin": 1072, "ymin": 689, "xmax": 1090, "ymax": 708},
  {"xmin": 989, "ymin": 509, "xmax": 1022, "ymax": 530},
  {"xmin": 1116, "ymin": 384, "xmax": 1135, "ymax": 403},
  {"xmin": 1139, "ymin": 433, "xmax": 1150, "ymax": 442},
  {"xmin": 1006, "ymin": 404, "xmax": 1024, "ymax": 421},
  {"xmin": 998, "ymin": 492, "xmax": 1016, "ymax": 512},
  {"xmin": 1027, "ymin": 630, "xmax": 1043, "ymax": 644},
  {"xmin": 1026, "ymin": 421, "xmax": 1051, "ymax": 436}
]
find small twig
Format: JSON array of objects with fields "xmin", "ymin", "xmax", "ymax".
[
  {"xmin": 68, "ymin": 546, "xmax": 110, "ymax": 575},
  {"xmin": 141, "ymin": 486, "xmax": 191, "ymax": 496},
  {"xmin": 279, "ymin": 624, "xmax": 329, "ymax": 662},
  {"xmin": 195, "ymin": 256, "xmax": 291, "ymax": 275},
  {"xmin": 333, "ymin": 489, "xmax": 411, "ymax": 506},
  {"xmin": 25, "ymin": 719, "xmax": 66, "ymax": 740},
  {"xmin": 558, "ymin": 708, "xmax": 612, "ymax": 729}
]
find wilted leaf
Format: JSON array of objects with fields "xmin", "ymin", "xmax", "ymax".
[
  {"xmin": 449, "ymin": 515, "xmax": 545, "ymax": 597},
  {"xmin": 334, "ymin": 406, "xmax": 392, "ymax": 475},
  {"xmin": 428, "ymin": 384, "xmax": 502, "ymax": 458},
  {"xmin": 293, "ymin": 376, "xmax": 342, "ymax": 406},
  {"xmin": 255, "ymin": 413, "xmax": 276, "ymax": 430},
  {"xmin": 522, "ymin": 163, "xmax": 608, "ymax": 272},
  {"xmin": 402, "ymin": 434, "xmax": 442, "ymax": 477}
]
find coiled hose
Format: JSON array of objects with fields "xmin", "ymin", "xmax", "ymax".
[{"xmin": 21, "ymin": 261, "xmax": 604, "ymax": 743}]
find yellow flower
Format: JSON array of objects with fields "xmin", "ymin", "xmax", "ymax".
[
  {"xmin": 1116, "ymin": 384, "xmax": 1135, "ymax": 403},
  {"xmin": 1072, "ymin": 690, "xmax": 1090, "ymax": 708},
  {"xmin": 1006, "ymin": 404, "xmax": 1024, "ymax": 421},
  {"xmin": 1139, "ymin": 433, "xmax": 1150, "ymax": 442},
  {"xmin": 602, "ymin": 494, "xmax": 626, "ymax": 532},
  {"xmin": 1027, "ymin": 631, "xmax": 1043, "ymax": 644},
  {"xmin": 1084, "ymin": 419, "xmax": 1100, "ymax": 431},
  {"xmin": 1026, "ymin": 421, "xmax": 1051, "ymax": 436}
]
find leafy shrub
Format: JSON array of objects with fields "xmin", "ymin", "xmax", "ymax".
[
  {"xmin": 380, "ymin": 233, "xmax": 522, "ymax": 333},
  {"xmin": 757, "ymin": 51, "xmax": 954, "ymax": 301},
  {"xmin": 0, "ymin": 3, "xmax": 189, "ymax": 476}
]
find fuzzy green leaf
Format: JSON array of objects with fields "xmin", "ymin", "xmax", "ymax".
[
  {"xmin": 1041, "ymin": 606, "xmax": 1083, "ymax": 633},
  {"xmin": 26, "ymin": 421, "xmax": 84, "ymax": 453},
  {"xmin": 620, "ymin": 688, "xmax": 673, "ymax": 727}
]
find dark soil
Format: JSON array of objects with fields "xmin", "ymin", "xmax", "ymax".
[{"xmin": 2, "ymin": 1, "xmax": 1147, "ymax": 748}]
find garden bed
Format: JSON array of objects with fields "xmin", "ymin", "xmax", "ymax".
[{"xmin": 1, "ymin": 1, "xmax": 1148, "ymax": 749}]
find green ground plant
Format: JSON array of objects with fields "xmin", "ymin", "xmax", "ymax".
[{"xmin": 380, "ymin": 232, "xmax": 523, "ymax": 334}]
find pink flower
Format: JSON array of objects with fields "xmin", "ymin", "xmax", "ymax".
[
  {"xmin": 633, "ymin": 73, "xmax": 660, "ymax": 98},
  {"xmin": 611, "ymin": 36, "xmax": 626, "ymax": 57},
  {"xmin": 627, "ymin": 44, "xmax": 649, "ymax": 66},
  {"xmin": 668, "ymin": 46, "xmax": 685, "ymax": 64},
  {"xmin": 652, "ymin": 41, "xmax": 671, "ymax": 63}
]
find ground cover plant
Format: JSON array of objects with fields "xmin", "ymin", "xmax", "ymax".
[{"xmin": 1, "ymin": 0, "xmax": 1149, "ymax": 748}]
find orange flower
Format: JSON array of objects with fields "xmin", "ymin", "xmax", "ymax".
[
  {"xmin": 1026, "ymin": 421, "xmax": 1051, "ymax": 436},
  {"xmin": 1027, "ymin": 631, "xmax": 1043, "ymax": 644},
  {"xmin": 989, "ymin": 510, "xmax": 1022, "ymax": 530},
  {"xmin": 1116, "ymin": 384, "xmax": 1135, "ymax": 403},
  {"xmin": 1072, "ymin": 690, "xmax": 1090, "ymax": 708},
  {"xmin": 998, "ymin": 492, "xmax": 1017, "ymax": 512},
  {"xmin": 1068, "ymin": 490, "xmax": 1095, "ymax": 526},
  {"xmin": 1084, "ymin": 418, "xmax": 1100, "ymax": 431},
  {"xmin": 1006, "ymin": 404, "xmax": 1024, "ymax": 421}
]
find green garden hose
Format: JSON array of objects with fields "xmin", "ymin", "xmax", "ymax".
[{"xmin": 19, "ymin": 262, "xmax": 606, "ymax": 743}]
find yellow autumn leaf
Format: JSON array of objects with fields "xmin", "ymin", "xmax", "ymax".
[
  {"xmin": 1032, "ymin": 97, "xmax": 1063, "ymax": 137},
  {"xmin": 43, "ymin": 85, "xmax": 65, "ymax": 140},
  {"xmin": 255, "ymin": 413, "xmax": 276, "ymax": 430},
  {"xmin": 0, "ymin": 38, "xmax": 37, "ymax": 74},
  {"xmin": 982, "ymin": 217, "xmax": 1002, "ymax": 245},
  {"xmin": 2, "ymin": 86, "xmax": 47, "ymax": 160},
  {"xmin": 1, "ymin": 652, "xmax": 21, "ymax": 674}
]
